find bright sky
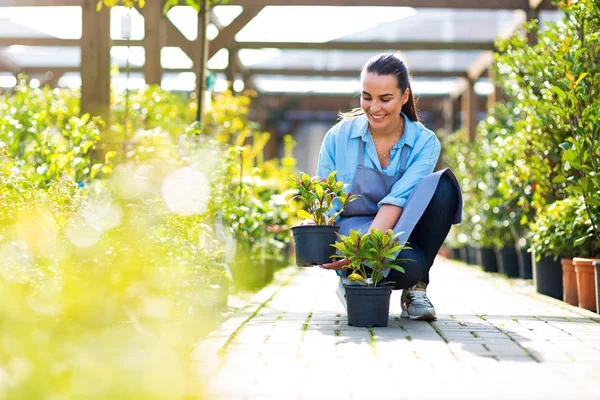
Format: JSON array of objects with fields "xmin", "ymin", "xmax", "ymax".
[{"xmin": 0, "ymin": 5, "xmax": 495, "ymax": 95}]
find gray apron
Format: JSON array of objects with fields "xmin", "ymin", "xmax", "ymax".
[{"xmin": 337, "ymin": 138, "xmax": 463, "ymax": 276}]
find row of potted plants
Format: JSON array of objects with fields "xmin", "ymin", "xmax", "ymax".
[{"xmin": 442, "ymin": 0, "xmax": 600, "ymax": 312}]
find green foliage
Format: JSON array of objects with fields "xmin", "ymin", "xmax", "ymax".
[
  {"xmin": 0, "ymin": 79, "xmax": 112, "ymax": 187},
  {"xmin": 332, "ymin": 229, "xmax": 409, "ymax": 287},
  {"xmin": 494, "ymin": 0, "xmax": 600, "ymax": 251},
  {"xmin": 288, "ymin": 171, "xmax": 358, "ymax": 226},
  {"xmin": 0, "ymin": 149, "xmax": 218, "ymax": 398},
  {"xmin": 0, "ymin": 79, "xmax": 296, "ymax": 397},
  {"xmin": 531, "ymin": 196, "xmax": 600, "ymax": 260}
]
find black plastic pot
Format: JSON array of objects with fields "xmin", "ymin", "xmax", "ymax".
[
  {"xmin": 478, "ymin": 247, "xmax": 498, "ymax": 273},
  {"xmin": 495, "ymin": 246, "xmax": 520, "ymax": 278},
  {"xmin": 518, "ymin": 248, "xmax": 533, "ymax": 280},
  {"xmin": 291, "ymin": 225, "xmax": 340, "ymax": 266},
  {"xmin": 459, "ymin": 246, "xmax": 469, "ymax": 263},
  {"xmin": 594, "ymin": 262, "xmax": 600, "ymax": 315},
  {"xmin": 451, "ymin": 248, "xmax": 461, "ymax": 260},
  {"xmin": 533, "ymin": 255, "xmax": 563, "ymax": 300},
  {"xmin": 345, "ymin": 285, "xmax": 393, "ymax": 327},
  {"xmin": 467, "ymin": 246, "xmax": 478, "ymax": 266}
]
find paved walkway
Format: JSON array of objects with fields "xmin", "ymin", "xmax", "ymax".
[{"xmin": 193, "ymin": 257, "xmax": 600, "ymax": 399}]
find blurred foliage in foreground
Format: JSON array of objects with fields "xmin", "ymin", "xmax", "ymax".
[{"xmin": 0, "ymin": 81, "xmax": 297, "ymax": 398}]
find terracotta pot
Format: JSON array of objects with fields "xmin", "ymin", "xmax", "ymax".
[
  {"xmin": 573, "ymin": 257, "xmax": 600, "ymax": 312},
  {"xmin": 561, "ymin": 258, "xmax": 578, "ymax": 306},
  {"xmin": 595, "ymin": 262, "xmax": 600, "ymax": 315}
]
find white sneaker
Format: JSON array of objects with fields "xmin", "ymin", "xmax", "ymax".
[
  {"xmin": 336, "ymin": 275, "xmax": 365, "ymax": 311},
  {"xmin": 401, "ymin": 282, "xmax": 436, "ymax": 321},
  {"xmin": 336, "ymin": 277, "xmax": 347, "ymax": 310}
]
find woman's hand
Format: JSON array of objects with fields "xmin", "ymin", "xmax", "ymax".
[{"xmin": 319, "ymin": 258, "xmax": 350, "ymax": 270}]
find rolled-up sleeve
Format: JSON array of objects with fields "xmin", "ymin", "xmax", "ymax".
[{"xmin": 378, "ymin": 135, "xmax": 441, "ymax": 208}]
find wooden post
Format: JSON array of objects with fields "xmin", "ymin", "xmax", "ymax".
[
  {"xmin": 487, "ymin": 69, "xmax": 508, "ymax": 109},
  {"xmin": 461, "ymin": 78, "xmax": 477, "ymax": 142},
  {"xmin": 196, "ymin": 0, "xmax": 210, "ymax": 124},
  {"xmin": 526, "ymin": 8, "xmax": 539, "ymax": 45},
  {"xmin": 80, "ymin": 0, "xmax": 111, "ymax": 123},
  {"xmin": 142, "ymin": 1, "xmax": 165, "ymax": 86},
  {"xmin": 226, "ymin": 47, "xmax": 237, "ymax": 92},
  {"xmin": 443, "ymin": 96, "xmax": 456, "ymax": 135}
]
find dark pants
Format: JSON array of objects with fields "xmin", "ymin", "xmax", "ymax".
[{"xmin": 386, "ymin": 174, "xmax": 459, "ymax": 289}]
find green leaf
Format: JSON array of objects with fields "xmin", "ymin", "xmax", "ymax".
[
  {"xmin": 297, "ymin": 210, "xmax": 312, "ymax": 220},
  {"xmin": 559, "ymin": 142, "xmax": 572, "ymax": 151},
  {"xmin": 552, "ymin": 175, "xmax": 566, "ymax": 184},
  {"xmin": 575, "ymin": 72, "xmax": 589, "ymax": 87},
  {"xmin": 586, "ymin": 197, "xmax": 600, "ymax": 206},
  {"xmin": 573, "ymin": 236, "xmax": 588, "ymax": 247},
  {"xmin": 550, "ymin": 86, "xmax": 566, "ymax": 99}
]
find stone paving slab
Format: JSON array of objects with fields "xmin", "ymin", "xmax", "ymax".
[{"xmin": 194, "ymin": 257, "xmax": 600, "ymax": 399}]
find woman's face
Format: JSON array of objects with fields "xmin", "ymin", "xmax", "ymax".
[{"xmin": 360, "ymin": 72, "xmax": 409, "ymax": 130}]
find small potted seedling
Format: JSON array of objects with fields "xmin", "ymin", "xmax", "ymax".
[
  {"xmin": 332, "ymin": 229, "xmax": 409, "ymax": 327},
  {"xmin": 288, "ymin": 171, "xmax": 358, "ymax": 266}
]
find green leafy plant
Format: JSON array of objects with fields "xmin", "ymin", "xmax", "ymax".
[
  {"xmin": 288, "ymin": 171, "xmax": 358, "ymax": 226},
  {"xmin": 530, "ymin": 196, "xmax": 600, "ymax": 261},
  {"xmin": 332, "ymin": 229, "xmax": 409, "ymax": 287}
]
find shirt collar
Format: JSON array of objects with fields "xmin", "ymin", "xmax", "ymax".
[{"xmin": 351, "ymin": 112, "xmax": 417, "ymax": 148}]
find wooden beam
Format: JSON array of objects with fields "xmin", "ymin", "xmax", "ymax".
[
  {"xmin": 235, "ymin": 40, "xmax": 494, "ymax": 51},
  {"xmin": 461, "ymin": 78, "xmax": 477, "ymax": 142},
  {"xmin": 218, "ymin": 0, "xmax": 556, "ymax": 9},
  {"xmin": 247, "ymin": 68, "xmax": 469, "ymax": 78},
  {"xmin": 0, "ymin": 0, "xmax": 558, "ymax": 9},
  {"xmin": 165, "ymin": 19, "xmax": 196, "ymax": 63},
  {"xmin": 0, "ymin": 38, "xmax": 80, "ymax": 47},
  {"xmin": 0, "ymin": 0, "xmax": 80, "ymax": 5},
  {"xmin": 80, "ymin": 0, "xmax": 110, "ymax": 122},
  {"xmin": 209, "ymin": 7, "xmax": 263, "ymax": 59},
  {"xmin": 0, "ymin": 56, "xmax": 21, "ymax": 75},
  {"xmin": 226, "ymin": 48, "xmax": 236, "ymax": 91},
  {"xmin": 7, "ymin": 66, "xmax": 472, "ymax": 81},
  {"xmin": 467, "ymin": 51, "xmax": 494, "ymax": 81},
  {"xmin": 196, "ymin": 0, "xmax": 210, "ymax": 123},
  {"xmin": 141, "ymin": 1, "xmax": 165, "ymax": 85}
]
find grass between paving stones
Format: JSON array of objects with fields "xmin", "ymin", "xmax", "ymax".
[
  {"xmin": 399, "ymin": 324, "xmax": 407, "ymax": 332},
  {"xmin": 216, "ymin": 273, "xmax": 296, "ymax": 358},
  {"xmin": 334, "ymin": 329, "xmax": 341, "ymax": 336},
  {"xmin": 302, "ymin": 312, "xmax": 313, "ymax": 332},
  {"xmin": 405, "ymin": 335, "xmax": 413, "ymax": 342},
  {"xmin": 428, "ymin": 321, "xmax": 449, "ymax": 343},
  {"xmin": 476, "ymin": 314, "xmax": 540, "ymax": 362},
  {"xmin": 368, "ymin": 328, "xmax": 377, "ymax": 355}
]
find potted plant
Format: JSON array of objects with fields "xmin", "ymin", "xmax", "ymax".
[
  {"xmin": 332, "ymin": 229, "xmax": 409, "ymax": 327},
  {"xmin": 530, "ymin": 197, "xmax": 599, "ymax": 305},
  {"xmin": 288, "ymin": 171, "xmax": 357, "ymax": 266}
]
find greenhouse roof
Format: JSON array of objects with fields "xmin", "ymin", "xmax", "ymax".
[{"xmin": 0, "ymin": 1, "xmax": 563, "ymax": 97}]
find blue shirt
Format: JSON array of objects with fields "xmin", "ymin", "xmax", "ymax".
[{"xmin": 316, "ymin": 112, "xmax": 440, "ymax": 209}]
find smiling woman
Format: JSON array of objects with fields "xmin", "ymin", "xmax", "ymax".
[{"xmin": 316, "ymin": 52, "xmax": 463, "ymax": 322}]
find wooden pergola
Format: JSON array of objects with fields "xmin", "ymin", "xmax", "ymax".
[{"xmin": 0, "ymin": 0, "xmax": 555, "ymax": 144}]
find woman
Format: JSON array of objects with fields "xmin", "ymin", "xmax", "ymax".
[{"xmin": 316, "ymin": 53, "xmax": 462, "ymax": 321}]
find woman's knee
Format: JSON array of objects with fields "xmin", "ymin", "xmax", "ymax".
[{"xmin": 389, "ymin": 247, "xmax": 426, "ymax": 289}]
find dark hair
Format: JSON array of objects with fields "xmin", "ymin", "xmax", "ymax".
[{"xmin": 339, "ymin": 52, "xmax": 419, "ymax": 122}]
